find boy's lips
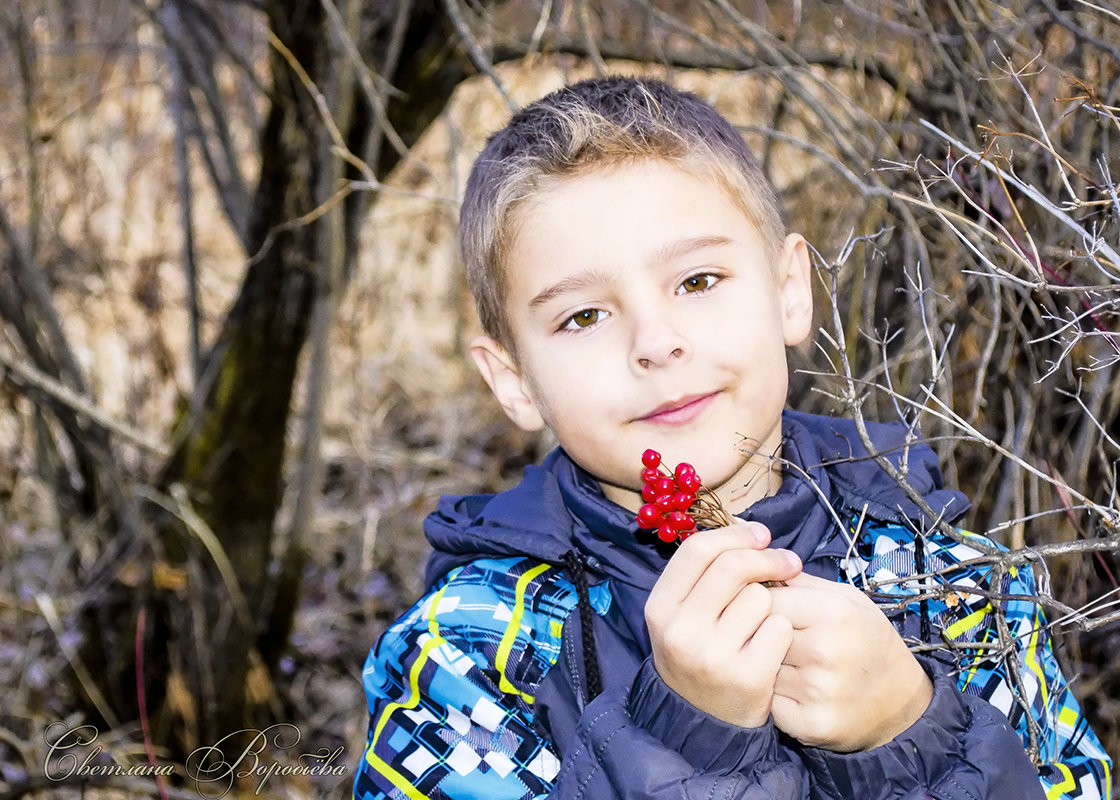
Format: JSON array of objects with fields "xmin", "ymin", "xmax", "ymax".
[{"xmin": 636, "ymin": 392, "xmax": 718, "ymax": 425}]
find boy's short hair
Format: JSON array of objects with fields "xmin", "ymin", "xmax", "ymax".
[{"xmin": 459, "ymin": 75, "xmax": 787, "ymax": 350}]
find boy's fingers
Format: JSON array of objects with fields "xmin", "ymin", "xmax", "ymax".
[
  {"xmin": 682, "ymin": 519, "xmax": 773, "ymax": 553},
  {"xmin": 768, "ymin": 578, "xmax": 874, "ymax": 633},
  {"xmin": 740, "ymin": 613, "xmax": 794, "ymax": 685},
  {"xmin": 647, "ymin": 521, "xmax": 773, "ymax": 608},
  {"xmin": 782, "ymin": 572, "xmax": 875, "ymax": 601},
  {"xmin": 645, "ymin": 519, "xmax": 792, "ymax": 609},
  {"xmin": 714, "ymin": 580, "xmax": 771, "ymax": 640},
  {"xmin": 767, "ymin": 583, "xmax": 826, "ymax": 631},
  {"xmin": 683, "ymin": 547, "xmax": 801, "ymax": 614}
]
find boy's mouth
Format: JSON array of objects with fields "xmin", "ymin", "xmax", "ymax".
[{"xmin": 636, "ymin": 392, "xmax": 717, "ymax": 426}]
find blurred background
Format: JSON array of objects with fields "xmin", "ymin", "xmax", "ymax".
[{"xmin": 1, "ymin": 0, "xmax": 1118, "ymax": 796}]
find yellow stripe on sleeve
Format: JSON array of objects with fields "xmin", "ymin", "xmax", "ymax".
[
  {"xmin": 1024, "ymin": 612, "xmax": 1049, "ymax": 711},
  {"xmin": 495, "ymin": 562, "xmax": 553, "ymax": 704},
  {"xmin": 371, "ymin": 584, "xmax": 452, "ymax": 745},
  {"xmin": 944, "ymin": 602, "xmax": 991, "ymax": 640},
  {"xmin": 365, "ymin": 749, "xmax": 431, "ymax": 800},
  {"xmin": 1045, "ymin": 763, "xmax": 1076, "ymax": 800}
]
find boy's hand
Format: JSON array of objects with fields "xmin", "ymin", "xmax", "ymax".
[
  {"xmin": 768, "ymin": 575, "xmax": 934, "ymax": 752},
  {"xmin": 644, "ymin": 522, "xmax": 803, "ymax": 728}
]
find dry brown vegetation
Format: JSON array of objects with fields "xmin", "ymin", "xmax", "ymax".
[{"xmin": 1, "ymin": 0, "xmax": 1118, "ymax": 797}]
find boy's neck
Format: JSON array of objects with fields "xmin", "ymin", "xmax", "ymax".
[{"xmin": 721, "ymin": 457, "xmax": 784, "ymax": 516}]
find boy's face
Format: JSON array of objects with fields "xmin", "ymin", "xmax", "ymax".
[{"xmin": 471, "ymin": 159, "xmax": 813, "ymax": 514}]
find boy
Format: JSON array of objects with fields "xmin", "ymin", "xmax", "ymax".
[{"xmin": 353, "ymin": 76, "xmax": 1111, "ymax": 799}]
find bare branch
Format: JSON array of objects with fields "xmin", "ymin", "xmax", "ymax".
[{"xmin": 0, "ymin": 346, "xmax": 167, "ymax": 457}]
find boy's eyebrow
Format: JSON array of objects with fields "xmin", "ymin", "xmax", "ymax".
[
  {"xmin": 527, "ymin": 235, "xmax": 734, "ymax": 310},
  {"xmin": 649, "ymin": 234, "xmax": 734, "ymax": 265},
  {"xmin": 528, "ymin": 268, "xmax": 615, "ymax": 310}
]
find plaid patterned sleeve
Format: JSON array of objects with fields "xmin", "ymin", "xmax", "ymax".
[
  {"xmin": 353, "ymin": 557, "xmax": 582, "ymax": 800},
  {"xmin": 843, "ymin": 522, "xmax": 1113, "ymax": 800}
]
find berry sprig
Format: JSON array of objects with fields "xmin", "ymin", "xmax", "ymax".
[{"xmin": 635, "ymin": 449, "xmax": 732, "ymax": 543}]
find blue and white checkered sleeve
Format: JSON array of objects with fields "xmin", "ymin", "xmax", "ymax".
[
  {"xmin": 939, "ymin": 541, "xmax": 1112, "ymax": 800},
  {"xmin": 353, "ymin": 558, "xmax": 577, "ymax": 800},
  {"xmin": 852, "ymin": 524, "xmax": 1113, "ymax": 800}
]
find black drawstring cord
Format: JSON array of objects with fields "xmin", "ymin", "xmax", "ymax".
[
  {"xmin": 915, "ymin": 532, "xmax": 932, "ymax": 644},
  {"xmin": 562, "ymin": 551, "xmax": 603, "ymax": 704}
]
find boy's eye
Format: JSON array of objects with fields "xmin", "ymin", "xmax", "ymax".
[
  {"xmin": 677, "ymin": 273, "xmax": 720, "ymax": 295},
  {"xmin": 561, "ymin": 308, "xmax": 606, "ymax": 331}
]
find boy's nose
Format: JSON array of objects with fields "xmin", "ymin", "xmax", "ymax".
[
  {"xmin": 637, "ymin": 347, "xmax": 684, "ymax": 369},
  {"xmin": 632, "ymin": 320, "xmax": 689, "ymax": 370}
]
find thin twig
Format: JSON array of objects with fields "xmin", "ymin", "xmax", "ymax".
[
  {"xmin": 0, "ymin": 345, "xmax": 168, "ymax": 456},
  {"xmin": 440, "ymin": 0, "xmax": 517, "ymax": 111}
]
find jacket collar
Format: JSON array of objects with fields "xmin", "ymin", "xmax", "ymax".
[
  {"xmin": 423, "ymin": 411, "xmax": 969, "ymax": 589},
  {"xmin": 782, "ymin": 409, "xmax": 970, "ymax": 529}
]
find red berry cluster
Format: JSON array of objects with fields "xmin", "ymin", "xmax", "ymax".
[{"xmin": 635, "ymin": 449, "xmax": 708, "ymax": 542}]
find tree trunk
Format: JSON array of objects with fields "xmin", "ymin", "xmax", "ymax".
[
  {"xmin": 77, "ymin": 0, "xmax": 474, "ymax": 758},
  {"xmin": 148, "ymin": 0, "xmax": 325, "ymax": 750}
]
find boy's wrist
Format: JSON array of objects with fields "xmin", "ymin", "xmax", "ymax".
[
  {"xmin": 627, "ymin": 657, "xmax": 779, "ymax": 775},
  {"xmin": 859, "ymin": 655, "xmax": 935, "ymax": 750},
  {"xmin": 800, "ymin": 656, "xmax": 960, "ymax": 774}
]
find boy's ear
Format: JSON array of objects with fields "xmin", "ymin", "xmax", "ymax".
[
  {"xmin": 469, "ymin": 336, "xmax": 546, "ymax": 432},
  {"xmin": 777, "ymin": 233, "xmax": 814, "ymax": 347}
]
